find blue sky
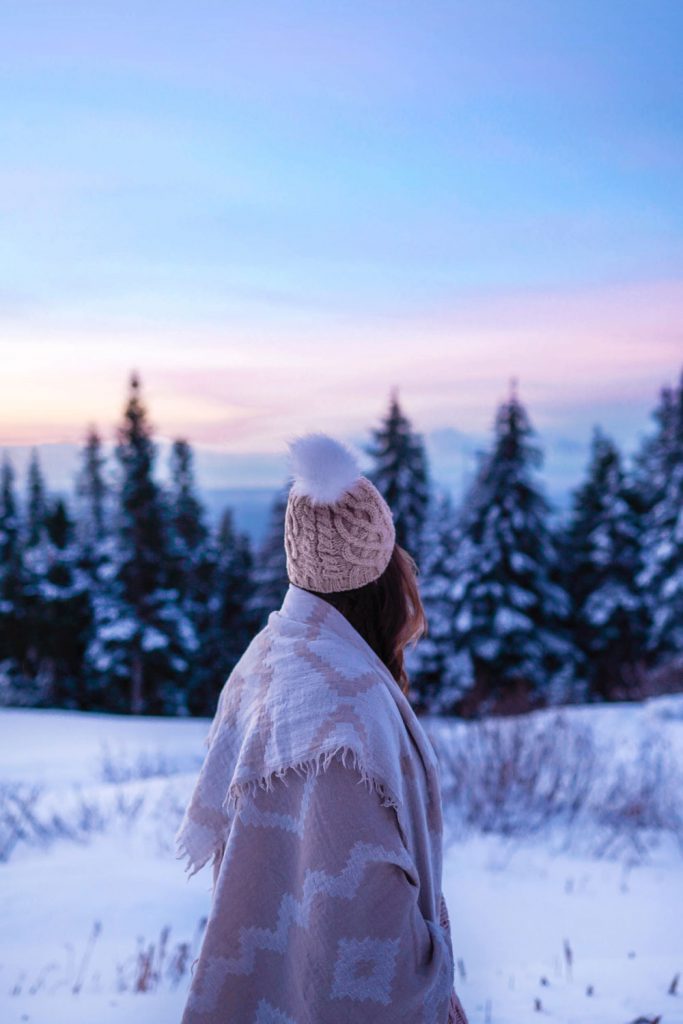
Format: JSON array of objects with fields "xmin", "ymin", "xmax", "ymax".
[{"xmin": 1, "ymin": 0, "xmax": 681, "ymax": 499}]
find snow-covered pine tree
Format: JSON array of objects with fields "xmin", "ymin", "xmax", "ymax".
[
  {"xmin": 445, "ymin": 386, "xmax": 578, "ymax": 714},
  {"xmin": 75, "ymin": 425, "xmax": 122, "ymax": 711},
  {"xmin": 166, "ymin": 439, "xmax": 209, "ymax": 570},
  {"xmin": 163, "ymin": 438, "xmax": 208, "ymax": 670},
  {"xmin": 188, "ymin": 507, "xmax": 257, "ymax": 716},
  {"xmin": 564, "ymin": 427, "xmax": 646, "ymax": 699},
  {"xmin": 88, "ymin": 372, "xmax": 192, "ymax": 715},
  {"xmin": 405, "ymin": 488, "xmax": 468, "ymax": 714},
  {"xmin": 636, "ymin": 368, "xmax": 683, "ymax": 662},
  {"xmin": 248, "ymin": 486, "xmax": 290, "ymax": 629},
  {"xmin": 0, "ymin": 454, "xmax": 26, "ymax": 703},
  {"xmin": 25, "ymin": 448, "xmax": 47, "ymax": 548},
  {"xmin": 20, "ymin": 449, "xmax": 51, "ymax": 703},
  {"xmin": 75, "ymin": 426, "xmax": 110, "ymax": 572},
  {"xmin": 38, "ymin": 496, "xmax": 91, "ymax": 708},
  {"xmin": 632, "ymin": 375, "xmax": 679, "ymax": 516},
  {"xmin": 21, "ymin": 451, "xmax": 90, "ymax": 708},
  {"xmin": 365, "ymin": 391, "xmax": 431, "ymax": 566}
]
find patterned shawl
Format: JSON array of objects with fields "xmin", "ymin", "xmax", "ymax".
[{"xmin": 175, "ymin": 583, "xmax": 468, "ymax": 1024}]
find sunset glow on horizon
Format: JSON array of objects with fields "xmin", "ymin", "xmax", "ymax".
[{"xmin": 2, "ymin": 1, "xmax": 682, "ymax": 483}]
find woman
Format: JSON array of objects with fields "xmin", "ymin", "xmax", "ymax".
[{"xmin": 176, "ymin": 433, "xmax": 469, "ymax": 1023}]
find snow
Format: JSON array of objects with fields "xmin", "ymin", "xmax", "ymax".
[
  {"xmin": 444, "ymin": 835, "xmax": 683, "ymax": 1024},
  {"xmin": 1, "ymin": 701, "xmax": 682, "ymax": 1023},
  {"xmin": 0, "ymin": 708, "xmax": 207, "ymax": 787}
]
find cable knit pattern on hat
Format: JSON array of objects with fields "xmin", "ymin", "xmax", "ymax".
[
  {"xmin": 285, "ymin": 478, "xmax": 396, "ymax": 593},
  {"xmin": 284, "ymin": 435, "xmax": 396, "ymax": 593}
]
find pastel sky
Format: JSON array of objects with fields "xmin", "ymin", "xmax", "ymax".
[{"xmin": 1, "ymin": 0, "xmax": 682, "ymax": 497}]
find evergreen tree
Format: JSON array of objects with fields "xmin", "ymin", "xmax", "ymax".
[
  {"xmin": 37, "ymin": 496, "xmax": 91, "ymax": 708},
  {"xmin": 632, "ymin": 376, "xmax": 679, "ymax": 515},
  {"xmin": 444, "ymin": 387, "xmax": 577, "ymax": 714},
  {"xmin": 21, "ymin": 446, "xmax": 90, "ymax": 707},
  {"xmin": 365, "ymin": 391, "xmax": 431, "ymax": 565},
  {"xmin": 21, "ymin": 449, "xmax": 51, "ymax": 702},
  {"xmin": 163, "ymin": 438, "xmax": 211, "ymax": 692},
  {"xmin": 406, "ymin": 489, "xmax": 468, "ymax": 714},
  {"xmin": 86, "ymin": 372, "xmax": 191, "ymax": 715},
  {"xmin": 75, "ymin": 426, "xmax": 110, "ymax": 569},
  {"xmin": 26, "ymin": 448, "xmax": 48, "ymax": 548},
  {"xmin": 564, "ymin": 428, "xmax": 646, "ymax": 699},
  {"xmin": 167, "ymin": 440, "xmax": 207, "ymax": 551},
  {"xmin": 189, "ymin": 508, "xmax": 257, "ymax": 716},
  {"xmin": 249, "ymin": 487, "xmax": 290, "ymax": 629},
  {"xmin": 75, "ymin": 426, "xmax": 117, "ymax": 710},
  {"xmin": 636, "ymin": 368, "xmax": 683, "ymax": 660},
  {"xmin": 165, "ymin": 438, "xmax": 209, "ymax": 592},
  {"xmin": 0, "ymin": 455, "xmax": 26, "ymax": 702}
]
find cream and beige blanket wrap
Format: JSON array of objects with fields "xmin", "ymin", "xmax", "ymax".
[{"xmin": 176, "ymin": 583, "xmax": 468, "ymax": 1023}]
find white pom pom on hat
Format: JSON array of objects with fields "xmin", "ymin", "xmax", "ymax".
[
  {"xmin": 283, "ymin": 431, "xmax": 396, "ymax": 593},
  {"xmin": 287, "ymin": 432, "xmax": 361, "ymax": 505}
]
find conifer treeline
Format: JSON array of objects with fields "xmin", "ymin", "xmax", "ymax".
[
  {"xmin": 0, "ymin": 370, "xmax": 681, "ymax": 718},
  {"xmin": 403, "ymin": 375, "xmax": 683, "ymax": 715},
  {"xmin": 0, "ymin": 373, "xmax": 255, "ymax": 716}
]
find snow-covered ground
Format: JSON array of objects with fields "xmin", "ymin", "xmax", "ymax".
[{"xmin": 1, "ymin": 699, "xmax": 682, "ymax": 1023}]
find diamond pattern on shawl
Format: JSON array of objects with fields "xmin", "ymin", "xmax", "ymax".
[
  {"xmin": 289, "ymin": 605, "xmax": 385, "ymax": 758},
  {"xmin": 253, "ymin": 999, "xmax": 298, "ymax": 1024},
  {"xmin": 210, "ymin": 840, "xmax": 414, "ymax": 977},
  {"xmin": 230, "ymin": 636, "xmax": 278, "ymax": 774},
  {"xmin": 239, "ymin": 699, "xmax": 276, "ymax": 773},
  {"xmin": 307, "ymin": 704, "xmax": 369, "ymax": 753},
  {"xmin": 207, "ymin": 669, "xmax": 246, "ymax": 747},
  {"xmin": 297, "ymin": 639, "xmax": 381, "ymax": 697},
  {"xmin": 237, "ymin": 771, "xmax": 318, "ymax": 838},
  {"xmin": 295, "ymin": 641, "xmax": 379, "ymax": 753},
  {"xmin": 330, "ymin": 935, "xmax": 401, "ymax": 1005},
  {"xmin": 299, "ymin": 598, "xmax": 330, "ymax": 633}
]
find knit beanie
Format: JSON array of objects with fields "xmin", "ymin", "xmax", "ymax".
[{"xmin": 284, "ymin": 433, "xmax": 396, "ymax": 594}]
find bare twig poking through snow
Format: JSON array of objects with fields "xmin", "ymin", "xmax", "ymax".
[
  {"xmin": 563, "ymin": 939, "xmax": 573, "ymax": 981},
  {"xmin": 72, "ymin": 920, "xmax": 102, "ymax": 995},
  {"xmin": 669, "ymin": 972, "xmax": 680, "ymax": 996},
  {"xmin": 10, "ymin": 972, "xmax": 26, "ymax": 997},
  {"xmin": 116, "ymin": 920, "xmax": 208, "ymax": 994},
  {"xmin": 131, "ymin": 925, "xmax": 171, "ymax": 992},
  {"xmin": 27, "ymin": 960, "xmax": 62, "ymax": 995}
]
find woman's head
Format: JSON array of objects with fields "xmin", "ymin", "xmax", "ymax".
[
  {"xmin": 305, "ymin": 543, "xmax": 427, "ymax": 697},
  {"xmin": 282, "ymin": 432, "xmax": 426, "ymax": 695},
  {"xmin": 284, "ymin": 433, "xmax": 396, "ymax": 594}
]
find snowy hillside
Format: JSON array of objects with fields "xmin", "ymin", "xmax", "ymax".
[{"xmin": 1, "ymin": 699, "xmax": 682, "ymax": 1024}]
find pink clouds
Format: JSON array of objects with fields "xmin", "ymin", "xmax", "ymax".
[{"xmin": 1, "ymin": 278, "xmax": 681, "ymax": 452}]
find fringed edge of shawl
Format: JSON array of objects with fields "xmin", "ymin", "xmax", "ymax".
[
  {"xmin": 224, "ymin": 744, "xmax": 403, "ymax": 825},
  {"xmin": 176, "ymin": 744, "xmax": 406, "ymax": 881},
  {"xmin": 175, "ymin": 827, "xmax": 226, "ymax": 881}
]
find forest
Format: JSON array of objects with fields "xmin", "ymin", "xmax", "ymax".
[{"xmin": 0, "ymin": 368, "xmax": 681, "ymax": 719}]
